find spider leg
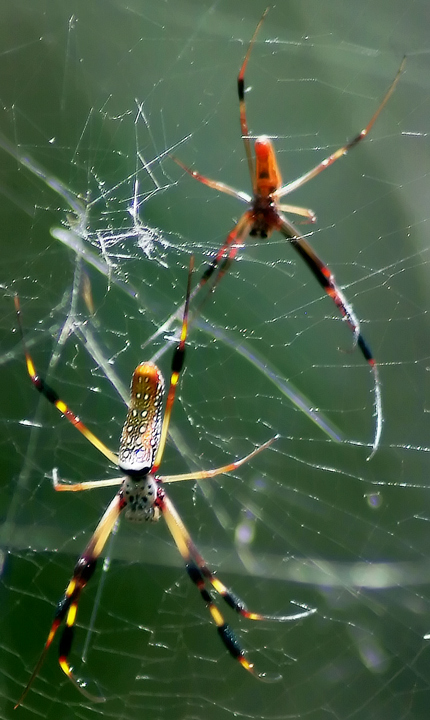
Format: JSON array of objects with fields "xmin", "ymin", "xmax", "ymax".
[
  {"xmin": 159, "ymin": 436, "xmax": 277, "ymax": 483},
  {"xmin": 160, "ymin": 493, "xmax": 314, "ymax": 681},
  {"xmin": 142, "ymin": 214, "xmax": 253, "ymax": 356},
  {"xmin": 175, "ymin": 8, "xmax": 270, "ymax": 199},
  {"xmin": 237, "ymin": 8, "xmax": 270, "ymax": 189},
  {"xmin": 14, "ymin": 295, "xmax": 118, "ymax": 466},
  {"xmin": 15, "ymin": 493, "xmax": 124, "ymax": 708},
  {"xmin": 194, "ymin": 211, "xmax": 254, "ymax": 303},
  {"xmin": 171, "ymin": 155, "xmax": 251, "ymax": 205},
  {"xmin": 277, "ymin": 203, "xmax": 317, "ymax": 223},
  {"xmin": 52, "ymin": 468, "xmax": 123, "ymax": 492},
  {"xmin": 275, "ymin": 57, "xmax": 406, "ymax": 200},
  {"xmin": 151, "ymin": 257, "xmax": 194, "ymax": 472},
  {"xmin": 278, "ymin": 214, "xmax": 382, "ymax": 458},
  {"xmin": 200, "ymin": 562, "xmax": 315, "ymax": 623}
]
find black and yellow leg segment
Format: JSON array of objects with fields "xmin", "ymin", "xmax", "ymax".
[
  {"xmin": 185, "ymin": 560, "xmax": 257, "ymax": 677},
  {"xmin": 54, "ymin": 561, "xmax": 105, "ymax": 703},
  {"xmin": 15, "ymin": 494, "xmax": 123, "ymax": 708},
  {"xmin": 14, "ymin": 295, "xmax": 118, "ymax": 466},
  {"xmin": 14, "ymin": 559, "xmax": 102, "ymax": 708},
  {"xmin": 161, "ymin": 494, "xmax": 312, "ymax": 681},
  {"xmin": 200, "ymin": 564, "xmax": 315, "ymax": 622},
  {"xmin": 14, "ymin": 617, "xmax": 62, "ymax": 709},
  {"xmin": 161, "ymin": 495, "xmax": 258, "ymax": 676},
  {"xmin": 152, "ymin": 257, "xmax": 194, "ymax": 473}
]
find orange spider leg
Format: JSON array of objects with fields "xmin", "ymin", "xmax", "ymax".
[
  {"xmin": 160, "ymin": 435, "xmax": 277, "ymax": 483},
  {"xmin": 52, "ymin": 469, "xmax": 123, "ymax": 492},
  {"xmin": 196, "ymin": 212, "xmax": 254, "ymax": 297},
  {"xmin": 238, "ymin": 7, "xmax": 270, "ymax": 187},
  {"xmin": 277, "ymin": 203, "xmax": 317, "ymax": 222},
  {"xmin": 274, "ymin": 57, "xmax": 406, "ymax": 200},
  {"xmin": 53, "ymin": 438, "xmax": 278, "ymax": 489},
  {"xmin": 172, "ymin": 155, "xmax": 251, "ymax": 205}
]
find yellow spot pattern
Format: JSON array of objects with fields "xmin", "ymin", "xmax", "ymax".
[{"xmin": 118, "ymin": 362, "xmax": 164, "ymax": 470}]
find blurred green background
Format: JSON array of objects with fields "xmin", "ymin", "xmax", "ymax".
[{"xmin": 1, "ymin": 0, "xmax": 430, "ymax": 718}]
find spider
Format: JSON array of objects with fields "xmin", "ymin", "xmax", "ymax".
[
  {"xmin": 173, "ymin": 9, "xmax": 405, "ymax": 458},
  {"xmin": 14, "ymin": 260, "xmax": 314, "ymax": 708}
]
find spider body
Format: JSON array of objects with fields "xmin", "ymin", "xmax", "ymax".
[
  {"xmin": 249, "ymin": 136, "xmax": 284, "ymax": 238},
  {"xmin": 118, "ymin": 364, "xmax": 166, "ymax": 522},
  {"xmin": 174, "ymin": 11, "xmax": 405, "ymax": 457},
  {"xmin": 14, "ymin": 261, "xmax": 314, "ymax": 708}
]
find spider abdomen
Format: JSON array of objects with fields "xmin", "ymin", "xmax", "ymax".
[{"xmin": 118, "ymin": 362, "xmax": 165, "ymax": 474}]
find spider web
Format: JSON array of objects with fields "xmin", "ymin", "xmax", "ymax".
[{"xmin": 1, "ymin": 0, "xmax": 430, "ymax": 718}]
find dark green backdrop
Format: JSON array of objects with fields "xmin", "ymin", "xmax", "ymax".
[{"xmin": 1, "ymin": 1, "xmax": 430, "ymax": 719}]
